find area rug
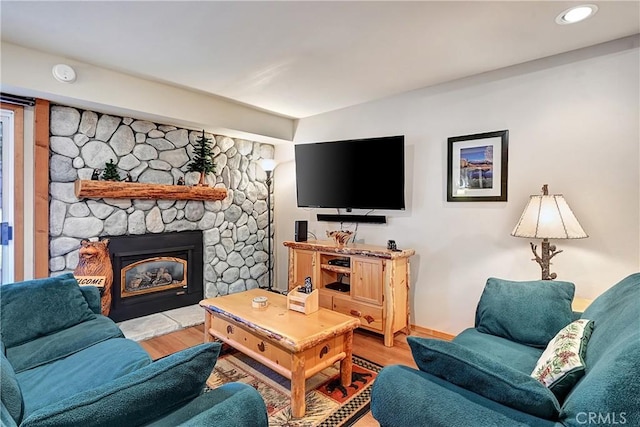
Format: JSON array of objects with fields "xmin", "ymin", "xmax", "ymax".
[{"xmin": 206, "ymin": 348, "xmax": 381, "ymax": 427}]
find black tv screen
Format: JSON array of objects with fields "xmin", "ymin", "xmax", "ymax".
[{"xmin": 294, "ymin": 135, "xmax": 405, "ymax": 210}]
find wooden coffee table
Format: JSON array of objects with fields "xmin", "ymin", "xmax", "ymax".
[{"xmin": 200, "ymin": 289, "xmax": 361, "ymax": 418}]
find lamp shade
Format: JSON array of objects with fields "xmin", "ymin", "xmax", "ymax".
[
  {"xmin": 259, "ymin": 158, "xmax": 277, "ymax": 172},
  {"xmin": 511, "ymin": 190, "xmax": 587, "ymax": 239}
]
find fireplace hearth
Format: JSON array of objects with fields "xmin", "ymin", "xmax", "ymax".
[{"xmin": 108, "ymin": 231, "xmax": 203, "ymax": 322}]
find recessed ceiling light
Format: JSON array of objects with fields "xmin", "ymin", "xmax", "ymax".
[{"xmin": 556, "ymin": 4, "xmax": 598, "ymax": 25}]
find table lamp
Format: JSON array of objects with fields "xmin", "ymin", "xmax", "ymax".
[{"xmin": 511, "ymin": 184, "xmax": 587, "ymax": 280}]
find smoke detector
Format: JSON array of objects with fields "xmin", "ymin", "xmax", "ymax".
[{"xmin": 52, "ymin": 64, "xmax": 77, "ymax": 83}]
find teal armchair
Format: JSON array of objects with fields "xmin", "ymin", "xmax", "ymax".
[
  {"xmin": 372, "ymin": 274, "xmax": 640, "ymax": 427},
  {"xmin": 0, "ymin": 273, "xmax": 268, "ymax": 427}
]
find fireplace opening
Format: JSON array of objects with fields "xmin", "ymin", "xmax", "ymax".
[
  {"xmin": 121, "ymin": 257, "xmax": 187, "ymax": 298},
  {"xmin": 108, "ymin": 231, "xmax": 203, "ymax": 322}
]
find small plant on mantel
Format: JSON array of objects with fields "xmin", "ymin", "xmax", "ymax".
[
  {"xmin": 187, "ymin": 130, "xmax": 217, "ymax": 186},
  {"xmin": 101, "ymin": 159, "xmax": 121, "ymax": 181}
]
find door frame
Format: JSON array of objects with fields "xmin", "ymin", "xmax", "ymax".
[{"xmin": 33, "ymin": 99, "xmax": 50, "ymax": 278}]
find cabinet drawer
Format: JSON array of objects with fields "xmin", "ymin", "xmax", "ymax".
[
  {"xmin": 210, "ymin": 316, "xmax": 239, "ymax": 340},
  {"xmin": 244, "ymin": 332, "xmax": 292, "ymax": 370},
  {"xmin": 333, "ymin": 296, "xmax": 383, "ymax": 332},
  {"xmin": 210, "ymin": 316, "xmax": 291, "ymax": 369},
  {"xmin": 301, "ymin": 336, "xmax": 344, "ymax": 368}
]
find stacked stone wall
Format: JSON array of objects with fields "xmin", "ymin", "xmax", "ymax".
[{"xmin": 49, "ymin": 105, "xmax": 274, "ymax": 298}]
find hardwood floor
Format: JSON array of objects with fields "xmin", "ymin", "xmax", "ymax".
[
  {"xmin": 140, "ymin": 324, "xmax": 206, "ymax": 360},
  {"xmin": 140, "ymin": 326, "xmax": 443, "ymax": 426}
]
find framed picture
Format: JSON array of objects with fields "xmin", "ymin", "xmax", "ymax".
[{"xmin": 447, "ymin": 130, "xmax": 508, "ymax": 202}]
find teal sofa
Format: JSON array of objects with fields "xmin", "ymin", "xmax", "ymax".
[
  {"xmin": 0, "ymin": 273, "xmax": 268, "ymax": 427},
  {"xmin": 371, "ymin": 273, "xmax": 640, "ymax": 427}
]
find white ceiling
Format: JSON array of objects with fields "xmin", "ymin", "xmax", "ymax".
[{"xmin": 1, "ymin": 1, "xmax": 639, "ymax": 119}]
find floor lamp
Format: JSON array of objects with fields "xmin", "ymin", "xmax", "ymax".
[{"xmin": 259, "ymin": 159, "xmax": 277, "ymax": 293}]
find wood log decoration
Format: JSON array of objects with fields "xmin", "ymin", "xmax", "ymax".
[
  {"xmin": 74, "ymin": 180, "xmax": 227, "ymax": 201},
  {"xmin": 326, "ymin": 230, "xmax": 354, "ymax": 246},
  {"xmin": 73, "ymin": 239, "xmax": 113, "ymax": 315}
]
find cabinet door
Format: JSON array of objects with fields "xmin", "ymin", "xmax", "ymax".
[
  {"xmin": 318, "ymin": 290, "xmax": 333, "ymax": 309},
  {"xmin": 290, "ymin": 249, "xmax": 317, "ymax": 291},
  {"xmin": 351, "ymin": 257, "xmax": 383, "ymax": 305}
]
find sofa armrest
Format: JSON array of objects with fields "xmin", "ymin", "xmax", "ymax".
[
  {"xmin": 79, "ymin": 286, "xmax": 102, "ymax": 315},
  {"xmin": 372, "ymin": 365, "xmax": 561, "ymax": 427},
  {"xmin": 144, "ymin": 383, "xmax": 268, "ymax": 427},
  {"xmin": 1, "ymin": 402, "xmax": 19, "ymax": 427}
]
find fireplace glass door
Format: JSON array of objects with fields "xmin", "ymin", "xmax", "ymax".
[{"xmin": 121, "ymin": 257, "xmax": 187, "ymax": 298}]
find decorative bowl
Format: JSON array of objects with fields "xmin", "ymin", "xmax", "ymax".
[{"xmin": 326, "ymin": 230, "xmax": 353, "ymax": 246}]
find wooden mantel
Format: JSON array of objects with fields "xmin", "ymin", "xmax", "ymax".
[{"xmin": 74, "ymin": 180, "xmax": 227, "ymax": 201}]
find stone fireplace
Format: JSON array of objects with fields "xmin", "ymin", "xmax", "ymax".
[
  {"xmin": 108, "ymin": 231, "xmax": 203, "ymax": 322},
  {"xmin": 48, "ymin": 105, "xmax": 274, "ymax": 320}
]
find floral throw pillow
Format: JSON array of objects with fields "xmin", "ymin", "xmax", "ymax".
[{"xmin": 531, "ymin": 319, "xmax": 594, "ymax": 401}]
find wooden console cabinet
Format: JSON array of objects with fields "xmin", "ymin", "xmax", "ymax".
[{"xmin": 283, "ymin": 240, "xmax": 415, "ymax": 347}]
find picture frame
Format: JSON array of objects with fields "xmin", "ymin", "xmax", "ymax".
[{"xmin": 447, "ymin": 130, "xmax": 508, "ymax": 202}]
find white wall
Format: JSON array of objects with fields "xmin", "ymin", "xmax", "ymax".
[
  {"xmin": 1, "ymin": 42, "xmax": 294, "ymax": 145},
  {"xmin": 274, "ymin": 37, "xmax": 640, "ymax": 335}
]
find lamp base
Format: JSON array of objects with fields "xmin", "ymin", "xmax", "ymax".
[{"xmin": 529, "ymin": 239, "xmax": 563, "ymax": 280}]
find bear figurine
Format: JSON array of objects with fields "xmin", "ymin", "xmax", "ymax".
[{"xmin": 73, "ymin": 239, "xmax": 113, "ymax": 316}]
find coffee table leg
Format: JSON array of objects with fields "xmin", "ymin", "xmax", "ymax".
[
  {"xmin": 340, "ymin": 330, "xmax": 354, "ymax": 386},
  {"xmin": 204, "ymin": 312, "xmax": 213, "ymax": 343},
  {"xmin": 291, "ymin": 353, "xmax": 305, "ymax": 418}
]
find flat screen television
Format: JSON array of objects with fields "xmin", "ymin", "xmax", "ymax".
[{"xmin": 294, "ymin": 135, "xmax": 405, "ymax": 210}]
